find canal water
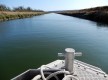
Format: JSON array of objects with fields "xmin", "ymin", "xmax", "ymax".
[{"xmin": 0, "ymin": 13, "xmax": 108, "ymax": 80}]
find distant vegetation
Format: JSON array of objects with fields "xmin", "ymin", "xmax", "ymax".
[
  {"xmin": 13, "ymin": 6, "xmax": 44, "ymax": 12},
  {"xmin": 0, "ymin": 4, "xmax": 11, "ymax": 11},
  {"xmin": 0, "ymin": 4, "xmax": 44, "ymax": 12},
  {"xmin": 57, "ymin": 6, "xmax": 108, "ymax": 24},
  {"xmin": 0, "ymin": 4, "xmax": 45, "ymax": 22}
]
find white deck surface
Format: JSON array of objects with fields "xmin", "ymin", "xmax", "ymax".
[{"xmin": 45, "ymin": 60, "xmax": 108, "ymax": 80}]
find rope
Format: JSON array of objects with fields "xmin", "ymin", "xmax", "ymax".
[
  {"xmin": 40, "ymin": 65, "xmax": 79, "ymax": 80},
  {"xmin": 62, "ymin": 75, "xmax": 79, "ymax": 80},
  {"xmin": 40, "ymin": 65, "xmax": 59, "ymax": 80},
  {"xmin": 46, "ymin": 71, "xmax": 70, "ymax": 80}
]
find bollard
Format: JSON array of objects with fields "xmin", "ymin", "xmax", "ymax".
[
  {"xmin": 65, "ymin": 48, "xmax": 75, "ymax": 74},
  {"xmin": 58, "ymin": 48, "xmax": 82, "ymax": 73}
]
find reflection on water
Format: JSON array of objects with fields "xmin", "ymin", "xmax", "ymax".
[
  {"xmin": 0, "ymin": 23, "xmax": 8, "ymax": 33},
  {"xmin": 0, "ymin": 13, "xmax": 108, "ymax": 80},
  {"xmin": 96, "ymin": 22, "xmax": 108, "ymax": 28}
]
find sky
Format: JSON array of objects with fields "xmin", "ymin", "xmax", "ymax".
[{"xmin": 0, "ymin": 0, "xmax": 108, "ymax": 11}]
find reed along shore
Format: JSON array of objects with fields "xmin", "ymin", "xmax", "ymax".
[
  {"xmin": 57, "ymin": 6, "xmax": 108, "ymax": 24},
  {"xmin": 0, "ymin": 11, "xmax": 45, "ymax": 22}
]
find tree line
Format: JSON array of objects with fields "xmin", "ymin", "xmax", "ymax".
[{"xmin": 0, "ymin": 4, "xmax": 44, "ymax": 12}]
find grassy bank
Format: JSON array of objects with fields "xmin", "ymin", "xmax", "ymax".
[
  {"xmin": 57, "ymin": 6, "xmax": 108, "ymax": 24},
  {"xmin": 0, "ymin": 11, "xmax": 45, "ymax": 22}
]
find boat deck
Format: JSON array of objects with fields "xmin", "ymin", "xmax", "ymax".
[
  {"xmin": 11, "ymin": 59, "xmax": 108, "ymax": 80},
  {"xmin": 74, "ymin": 60, "xmax": 107, "ymax": 80},
  {"xmin": 44, "ymin": 60, "xmax": 108, "ymax": 80}
]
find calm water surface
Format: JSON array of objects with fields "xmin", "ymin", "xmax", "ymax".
[{"xmin": 0, "ymin": 13, "xmax": 108, "ymax": 80}]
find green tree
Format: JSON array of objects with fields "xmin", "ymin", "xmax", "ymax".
[{"xmin": 0, "ymin": 4, "xmax": 11, "ymax": 11}]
